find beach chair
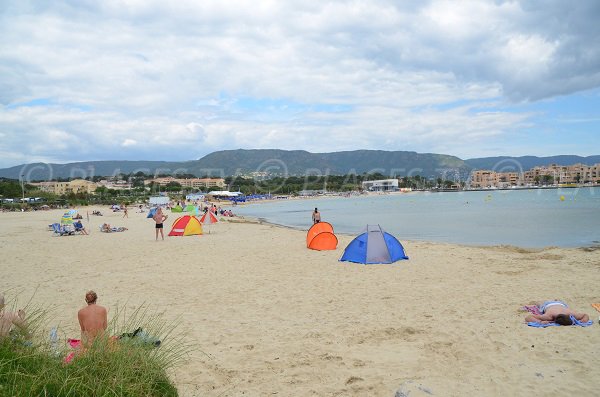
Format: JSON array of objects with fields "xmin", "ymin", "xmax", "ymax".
[{"xmin": 52, "ymin": 223, "xmax": 74, "ymax": 236}]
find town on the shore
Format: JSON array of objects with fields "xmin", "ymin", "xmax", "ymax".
[{"xmin": 1, "ymin": 162, "xmax": 599, "ymax": 208}]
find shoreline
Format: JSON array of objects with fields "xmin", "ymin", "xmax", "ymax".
[
  {"xmin": 244, "ymin": 214, "xmax": 600, "ymax": 251},
  {"xmin": 3, "ymin": 203, "xmax": 597, "ymax": 250},
  {"xmin": 230, "ymin": 188, "xmax": 600, "ymax": 249}
]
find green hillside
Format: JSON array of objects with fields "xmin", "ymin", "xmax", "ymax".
[{"xmin": 1, "ymin": 150, "xmax": 598, "ymax": 181}]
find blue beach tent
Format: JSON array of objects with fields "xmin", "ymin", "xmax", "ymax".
[{"xmin": 340, "ymin": 225, "xmax": 408, "ymax": 264}]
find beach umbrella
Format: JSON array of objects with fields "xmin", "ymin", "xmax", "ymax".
[
  {"xmin": 198, "ymin": 210, "xmax": 219, "ymax": 234},
  {"xmin": 61, "ymin": 213, "xmax": 73, "ymax": 232}
]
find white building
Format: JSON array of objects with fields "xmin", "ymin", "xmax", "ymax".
[{"xmin": 361, "ymin": 179, "xmax": 399, "ymax": 192}]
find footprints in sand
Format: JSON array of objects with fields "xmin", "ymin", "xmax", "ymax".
[
  {"xmin": 345, "ymin": 376, "xmax": 364, "ymax": 385},
  {"xmin": 349, "ymin": 326, "xmax": 424, "ymax": 345},
  {"xmin": 320, "ymin": 352, "xmax": 343, "ymax": 362}
]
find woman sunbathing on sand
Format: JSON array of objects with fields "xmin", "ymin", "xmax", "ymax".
[
  {"xmin": 525, "ymin": 300, "xmax": 589, "ymax": 325},
  {"xmin": 101, "ymin": 224, "xmax": 128, "ymax": 233}
]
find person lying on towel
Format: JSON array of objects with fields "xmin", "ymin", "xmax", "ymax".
[{"xmin": 525, "ymin": 300, "xmax": 589, "ymax": 326}]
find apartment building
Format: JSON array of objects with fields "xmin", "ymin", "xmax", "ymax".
[
  {"xmin": 469, "ymin": 171, "xmax": 501, "ymax": 188},
  {"xmin": 145, "ymin": 177, "xmax": 226, "ymax": 189},
  {"xmin": 30, "ymin": 179, "xmax": 97, "ymax": 195},
  {"xmin": 470, "ymin": 163, "xmax": 600, "ymax": 188}
]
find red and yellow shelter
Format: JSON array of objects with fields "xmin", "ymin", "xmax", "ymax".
[{"xmin": 168, "ymin": 215, "xmax": 203, "ymax": 236}]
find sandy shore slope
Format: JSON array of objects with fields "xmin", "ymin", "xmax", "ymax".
[{"xmin": 1, "ymin": 208, "xmax": 599, "ymax": 396}]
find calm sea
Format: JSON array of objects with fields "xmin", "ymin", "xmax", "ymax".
[{"xmin": 234, "ymin": 187, "xmax": 600, "ymax": 248}]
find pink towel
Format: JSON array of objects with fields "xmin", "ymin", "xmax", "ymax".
[
  {"xmin": 521, "ymin": 305, "xmax": 541, "ymax": 315},
  {"xmin": 64, "ymin": 351, "xmax": 76, "ymax": 364}
]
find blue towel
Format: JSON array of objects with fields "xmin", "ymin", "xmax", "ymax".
[{"xmin": 528, "ymin": 315, "xmax": 593, "ymax": 328}]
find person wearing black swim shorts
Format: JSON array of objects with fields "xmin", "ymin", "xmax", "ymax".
[{"xmin": 152, "ymin": 207, "xmax": 168, "ymax": 241}]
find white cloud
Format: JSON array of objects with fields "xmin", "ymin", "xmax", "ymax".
[
  {"xmin": 121, "ymin": 139, "xmax": 137, "ymax": 147},
  {"xmin": 0, "ymin": 0, "xmax": 599, "ymax": 168}
]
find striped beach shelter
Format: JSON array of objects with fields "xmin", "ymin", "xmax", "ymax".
[
  {"xmin": 60, "ymin": 213, "xmax": 74, "ymax": 233},
  {"xmin": 199, "ymin": 210, "xmax": 219, "ymax": 234},
  {"xmin": 61, "ymin": 213, "xmax": 73, "ymax": 225}
]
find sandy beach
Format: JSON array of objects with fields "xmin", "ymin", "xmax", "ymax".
[{"xmin": 1, "ymin": 207, "xmax": 599, "ymax": 396}]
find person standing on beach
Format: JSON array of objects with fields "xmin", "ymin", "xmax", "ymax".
[
  {"xmin": 153, "ymin": 207, "xmax": 168, "ymax": 241},
  {"xmin": 78, "ymin": 291, "xmax": 107, "ymax": 347},
  {"xmin": 0, "ymin": 294, "xmax": 27, "ymax": 339},
  {"xmin": 122, "ymin": 204, "xmax": 128, "ymax": 218},
  {"xmin": 312, "ymin": 208, "xmax": 321, "ymax": 224}
]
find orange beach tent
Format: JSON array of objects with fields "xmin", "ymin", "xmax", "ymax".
[
  {"xmin": 306, "ymin": 222, "xmax": 338, "ymax": 250},
  {"xmin": 168, "ymin": 215, "xmax": 203, "ymax": 236}
]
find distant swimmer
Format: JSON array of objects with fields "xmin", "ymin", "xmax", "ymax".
[{"xmin": 312, "ymin": 208, "xmax": 321, "ymax": 224}]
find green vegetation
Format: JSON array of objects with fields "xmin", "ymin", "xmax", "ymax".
[
  {"xmin": 1, "ymin": 169, "xmax": 461, "ymax": 210},
  {"xmin": 225, "ymin": 173, "xmax": 457, "ymax": 194},
  {"xmin": 0, "ymin": 303, "xmax": 189, "ymax": 397}
]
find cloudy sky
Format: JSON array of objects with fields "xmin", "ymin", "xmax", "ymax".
[{"xmin": 1, "ymin": 0, "xmax": 599, "ymax": 168}]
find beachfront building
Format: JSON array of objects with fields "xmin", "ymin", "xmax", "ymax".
[
  {"xmin": 67, "ymin": 179, "xmax": 98, "ymax": 194},
  {"xmin": 469, "ymin": 171, "xmax": 499, "ymax": 188},
  {"xmin": 97, "ymin": 179, "xmax": 133, "ymax": 190},
  {"xmin": 145, "ymin": 177, "xmax": 225, "ymax": 189},
  {"xmin": 470, "ymin": 170, "xmax": 523, "ymax": 188},
  {"xmin": 30, "ymin": 179, "xmax": 97, "ymax": 195},
  {"xmin": 361, "ymin": 179, "xmax": 399, "ymax": 192},
  {"xmin": 32, "ymin": 181, "xmax": 60, "ymax": 193},
  {"xmin": 524, "ymin": 164, "xmax": 585, "ymax": 185},
  {"xmin": 470, "ymin": 163, "xmax": 600, "ymax": 188}
]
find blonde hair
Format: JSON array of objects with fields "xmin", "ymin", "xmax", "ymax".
[{"xmin": 85, "ymin": 290, "xmax": 98, "ymax": 304}]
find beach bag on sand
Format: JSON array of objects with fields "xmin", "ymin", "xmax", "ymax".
[{"xmin": 119, "ymin": 327, "xmax": 161, "ymax": 347}]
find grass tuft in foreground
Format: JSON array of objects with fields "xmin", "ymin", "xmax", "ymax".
[{"xmin": 0, "ymin": 302, "xmax": 190, "ymax": 397}]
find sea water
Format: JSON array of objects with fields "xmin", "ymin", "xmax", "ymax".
[{"xmin": 234, "ymin": 187, "xmax": 600, "ymax": 248}]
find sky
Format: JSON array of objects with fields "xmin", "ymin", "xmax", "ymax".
[{"xmin": 1, "ymin": 0, "xmax": 599, "ymax": 168}]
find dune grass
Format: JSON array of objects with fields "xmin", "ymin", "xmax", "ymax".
[{"xmin": 0, "ymin": 300, "xmax": 190, "ymax": 397}]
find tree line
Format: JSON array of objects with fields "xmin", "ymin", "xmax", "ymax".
[{"xmin": 0, "ymin": 172, "xmax": 461, "ymax": 208}]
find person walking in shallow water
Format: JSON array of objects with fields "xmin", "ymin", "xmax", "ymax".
[
  {"xmin": 312, "ymin": 207, "xmax": 321, "ymax": 224},
  {"xmin": 153, "ymin": 207, "xmax": 168, "ymax": 241}
]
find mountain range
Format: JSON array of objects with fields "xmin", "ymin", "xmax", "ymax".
[{"xmin": 1, "ymin": 149, "xmax": 599, "ymax": 181}]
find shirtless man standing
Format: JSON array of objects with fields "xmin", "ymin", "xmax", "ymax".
[
  {"xmin": 0, "ymin": 294, "xmax": 27, "ymax": 338},
  {"xmin": 312, "ymin": 207, "xmax": 321, "ymax": 224},
  {"xmin": 78, "ymin": 291, "xmax": 108, "ymax": 346},
  {"xmin": 525, "ymin": 300, "xmax": 589, "ymax": 325},
  {"xmin": 153, "ymin": 207, "xmax": 168, "ymax": 241}
]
